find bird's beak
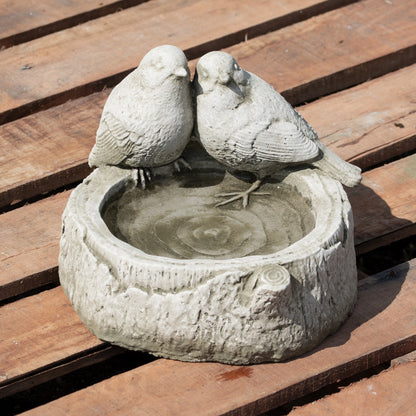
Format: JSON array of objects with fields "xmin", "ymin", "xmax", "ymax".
[
  {"xmin": 228, "ymin": 79, "xmax": 244, "ymax": 98},
  {"xmin": 174, "ymin": 66, "xmax": 188, "ymax": 78}
]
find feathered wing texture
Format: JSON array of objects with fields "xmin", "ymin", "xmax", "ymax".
[
  {"xmin": 249, "ymin": 76, "xmax": 361, "ymax": 186},
  {"xmin": 226, "ymin": 120, "xmax": 268, "ymax": 160},
  {"xmin": 254, "ymin": 121, "xmax": 320, "ymax": 163},
  {"xmin": 229, "ymin": 120, "xmax": 320, "ymax": 165},
  {"xmin": 312, "ymin": 141, "xmax": 362, "ymax": 187},
  {"xmin": 88, "ymin": 112, "xmax": 141, "ymax": 167}
]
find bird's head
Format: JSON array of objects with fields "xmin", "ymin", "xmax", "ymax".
[
  {"xmin": 195, "ymin": 51, "xmax": 249, "ymax": 97},
  {"xmin": 138, "ymin": 45, "xmax": 190, "ymax": 88}
]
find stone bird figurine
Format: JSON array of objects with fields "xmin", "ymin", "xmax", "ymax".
[
  {"xmin": 88, "ymin": 45, "xmax": 193, "ymax": 188},
  {"xmin": 193, "ymin": 51, "xmax": 362, "ymax": 207}
]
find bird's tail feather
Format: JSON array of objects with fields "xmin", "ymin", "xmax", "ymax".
[{"xmin": 312, "ymin": 143, "xmax": 362, "ymax": 187}]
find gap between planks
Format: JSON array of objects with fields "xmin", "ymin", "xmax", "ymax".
[
  {"xmin": 0, "ymin": 1, "xmax": 151, "ymax": 49},
  {"xmin": 1, "ymin": 146, "xmax": 416, "ymax": 303},
  {"xmin": 4, "ymin": 259, "xmax": 415, "ymax": 415},
  {"xmin": 1, "ymin": 51, "xmax": 416, "ymax": 211},
  {"xmin": 0, "ymin": 0, "xmax": 360, "ymax": 125},
  {"xmin": 1, "ymin": 0, "xmax": 414, "ymax": 125},
  {"xmin": 288, "ymin": 361, "xmax": 416, "ymax": 416}
]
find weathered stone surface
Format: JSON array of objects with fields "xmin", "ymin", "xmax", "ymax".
[
  {"xmin": 59, "ymin": 153, "xmax": 357, "ymax": 364},
  {"xmin": 88, "ymin": 45, "xmax": 193, "ymax": 190},
  {"xmin": 194, "ymin": 50, "xmax": 362, "ymax": 204}
]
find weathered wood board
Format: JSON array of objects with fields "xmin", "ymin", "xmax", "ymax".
[
  {"xmin": 348, "ymin": 154, "xmax": 416, "ymax": 254},
  {"xmin": 0, "ymin": 287, "xmax": 105, "ymax": 397},
  {"xmin": 298, "ymin": 64, "xmax": 416, "ymax": 171},
  {"xmin": 2, "ymin": 151, "xmax": 415, "ymax": 302},
  {"xmin": 1, "ymin": 0, "xmax": 415, "ymax": 413},
  {"xmin": 0, "ymin": 192, "xmax": 67, "ymax": 302},
  {"xmin": 0, "ymin": 1, "xmax": 149, "ymax": 49},
  {"xmin": 10, "ymin": 260, "xmax": 416, "ymax": 415},
  {"xmin": 1, "ymin": 54, "xmax": 415, "ymax": 209},
  {"xmin": 288, "ymin": 361, "xmax": 416, "ymax": 416},
  {"xmin": 0, "ymin": 0, "xmax": 355, "ymax": 124}
]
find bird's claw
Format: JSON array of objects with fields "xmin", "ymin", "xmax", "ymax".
[
  {"xmin": 215, "ymin": 191, "xmax": 270, "ymax": 208},
  {"xmin": 215, "ymin": 192, "xmax": 250, "ymax": 208},
  {"xmin": 174, "ymin": 157, "xmax": 192, "ymax": 172},
  {"xmin": 137, "ymin": 168, "xmax": 152, "ymax": 189}
]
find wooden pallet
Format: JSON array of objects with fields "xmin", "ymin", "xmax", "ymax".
[
  {"xmin": 1, "ymin": 0, "xmax": 415, "ymax": 414},
  {"xmin": 288, "ymin": 360, "xmax": 416, "ymax": 415}
]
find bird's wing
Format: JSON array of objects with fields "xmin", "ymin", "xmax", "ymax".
[
  {"xmin": 252, "ymin": 120, "xmax": 320, "ymax": 163},
  {"xmin": 105, "ymin": 112, "xmax": 144, "ymax": 147},
  {"xmin": 228, "ymin": 120, "xmax": 269, "ymax": 160},
  {"xmin": 89, "ymin": 112, "xmax": 143, "ymax": 167}
]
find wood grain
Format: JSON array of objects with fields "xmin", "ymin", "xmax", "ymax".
[
  {"xmin": 0, "ymin": 92, "xmax": 105, "ymax": 207},
  {"xmin": 225, "ymin": 0, "xmax": 416, "ymax": 106},
  {"xmin": 0, "ymin": 191, "xmax": 68, "ymax": 302},
  {"xmin": 298, "ymin": 64, "xmax": 416, "ymax": 171},
  {"xmin": 348, "ymin": 153, "xmax": 416, "ymax": 255},
  {"xmin": 2, "ymin": 49, "xmax": 416, "ymax": 211},
  {"xmin": 14, "ymin": 260, "xmax": 416, "ymax": 415},
  {"xmin": 288, "ymin": 362, "xmax": 416, "ymax": 416},
  {"xmin": 0, "ymin": 1, "xmax": 149, "ymax": 49},
  {"xmin": 0, "ymin": 286, "xmax": 108, "ymax": 398},
  {"xmin": 1, "ymin": 151, "xmax": 416, "ymax": 302},
  {"xmin": 0, "ymin": 0, "xmax": 352, "ymax": 124},
  {"xmin": 1, "ymin": 0, "xmax": 414, "ymax": 412}
]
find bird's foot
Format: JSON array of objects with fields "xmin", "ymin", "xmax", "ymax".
[
  {"xmin": 136, "ymin": 168, "xmax": 152, "ymax": 189},
  {"xmin": 215, "ymin": 179, "xmax": 269, "ymax": 208},
  {"xmin": 173, "ymin": 157, "xmax": 192, "ymax": 172},
  {"xmin": 215, "ymin": 191, "xmax": 270, "ymax": 208}
]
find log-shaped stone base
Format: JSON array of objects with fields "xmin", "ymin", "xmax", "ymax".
[{"xmin": 59, "ymin": 155, "xmax": 357, "ymax": 364}]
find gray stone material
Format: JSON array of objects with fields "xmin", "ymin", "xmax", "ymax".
[
  {"xmin": 60, "ymin": 46, "xmax": 360, "ymax": 365},
  {"xmin": 193, "ymin": 51, "xmax": 362, "ymax": 207},
  {"xmin": 88, "ymin": 45, "xmax": 193, "ymax": 189},
  {"xmin": 59, "ymin": 154, "xmax": 357, "ymax": 364}
]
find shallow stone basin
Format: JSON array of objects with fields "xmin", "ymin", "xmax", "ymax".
[
  {"xmin": 103, "ymin": 170, "xmax": 315, "ymax": 260},
  {"xmin": 59, "ymin": 148, "xmax": 357, "ymax": 364}
]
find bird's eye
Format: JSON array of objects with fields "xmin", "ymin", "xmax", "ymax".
[
  {"xmin": 155, "ymin": 61, "xmax": 164, "ymax": 70},
  {"xmin": 233, "ymin": 63, "xmax": 240, "ymax": 71}
]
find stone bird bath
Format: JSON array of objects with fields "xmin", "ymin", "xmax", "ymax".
[{"xmin": 59, "ymin": 143, "xmax": 357, "ymax": 364}]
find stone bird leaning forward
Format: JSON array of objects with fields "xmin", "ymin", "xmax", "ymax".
[
  {"xmin": 193, "ymin": 51, "xmax": 362, "ymax": 207},
  {"xmin": 88, "ymin": 45, "xmax": 193, "ymax": 188}
]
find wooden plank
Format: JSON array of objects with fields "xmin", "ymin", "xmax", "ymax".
[
  {"xmin": 0, "ymin": 0, "xmax": 355, "ymax": 124},
  {"xmin": 14, "ymin": 260, "xmax": 416, "ymax": 415},
  {"xmin": 224, "ymin": 0, "xmax": 416, "ymax": 106},
  {"xmin": 298, "ymin": 64, "xmax": 416, "ymax": 171},
  {"xmin": 2, "ymin": 52, "xmax": 416, "ymax": 211},
  {"xmin": 0, "ymin": 1, "xmax": 149, "ymax": 49},
  {"xmin": 288, "ymin": 362, "xmax": 416, "ymax": 416},
  {"xmin": 0, "ymin": 286, "xmax": 112, "ymax": 399},
  {"xmin": 390, "ymin": 350, "xmax": 416, "ymax": 367},
  {"xmin": 348, "ymin": 153, "xmax": 416, "ymax": 255},
  {"xmin": 1, "ymin": 152, "xmax": 416, "ymax": 302},
  {"xmin": 0, "ymin": 192, "xmax": 67, "ymax": 303},
  {"xmin": 0, "ymin": 92, "xmax": 104, "ymax": 207}
]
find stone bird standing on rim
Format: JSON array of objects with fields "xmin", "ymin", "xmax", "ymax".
[
  {"xmin": 89, "ymin": 45, "xmax": 193, "ymax": 188},
  {"xmin": 193, "ymin": 51, "xmax": 362, "ymax": 207}
]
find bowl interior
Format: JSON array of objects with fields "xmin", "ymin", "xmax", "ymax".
[{"xmin": 102, "ymin": 169, "xmax": 315, "ymax": 260}]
